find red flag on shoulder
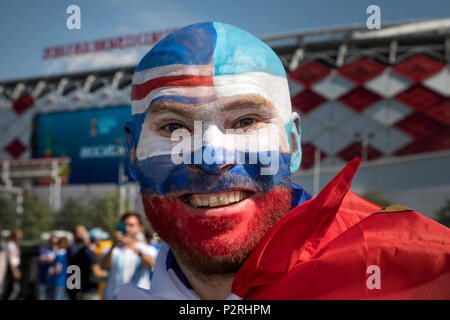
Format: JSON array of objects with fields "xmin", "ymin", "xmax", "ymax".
[{"xmin": 232, "ymin": 158, "xmax": 450, "ymax": 299}]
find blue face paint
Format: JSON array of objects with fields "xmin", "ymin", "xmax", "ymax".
[
  {"xmin": 134, "ymin": 146, "xmax": 291, "ymax": 195},
  {"xmin": 128, "ymin": 22, "xmax": 303, "ymax": 195},
  {"xmin": 149, "ymin": 95, "xmax": 217, "ymax": 106},
  {"xmin": 212, "ymin": 22, "xmax": 286, "ymax": 78},
  {"xmin": 136, "ymin": 22, "xmax": 216, "ymax": 71},
  {"xmin": 284, "ymin": 113, "xmax": 302, "ymax": 174}
]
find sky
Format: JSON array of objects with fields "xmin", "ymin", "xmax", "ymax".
[{"xmin": 0, "ymin": 0, "xmax": 449, "ymax": 82}]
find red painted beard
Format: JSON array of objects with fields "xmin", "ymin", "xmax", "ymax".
[{"xmin": 142, "ymin": 186, "xmax": 292, "ymax": 276}]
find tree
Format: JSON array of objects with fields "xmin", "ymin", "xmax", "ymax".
[
  {"xmin": 361, "ymin": 190, "xmax": 392, "ymax": 208},
  {"xmin": 435, "ymin": 199, "xmax": 450, "ymax": 228},
  {"xmin": 0, "ymin": 195, "xmax": 19, "ymax": 231},
  {"xmin": 21, "ymin": 193, "xmax": 55, "ymax": 240},
  {"xmin": 56, "ymin": 197, "xmax": 88, "ymax": 231},
  {"xmin": 88, "ymin": 190, "xmax": 121, "ymax": 236}
]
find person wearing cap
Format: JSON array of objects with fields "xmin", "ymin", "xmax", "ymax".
[{"xmin": 89, "ymin": 228, "xmax": 111, "ymax": 299}]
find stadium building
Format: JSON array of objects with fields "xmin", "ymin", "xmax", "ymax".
[{"xmin": 1, "ymin": 19, "xmax": 449, "ymax": 219}]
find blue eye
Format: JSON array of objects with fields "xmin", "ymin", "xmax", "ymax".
[
  {"xmin": 164, "ymin": 123, "xmax": 185, "ymax": 132},
  {"xmin": 236, "ymin": 118, "xmax": 256, "ymax": 128}
]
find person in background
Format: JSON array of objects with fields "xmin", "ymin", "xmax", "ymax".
[
  {"xmin": 145, "ymin": 232, "xmax": 161, "ymax": 282},
  {"xmin": 0, "ymin": 227, "xmax": 7, "ymax": 298},
  {"xmin": 67, "ymin": 225, "xmax": 88, "ymax": 264},
  {"xmin": 89, "ymin": 228, "xmax": 111, "ymax": 299},
  {"xmin": 1, "ymin": 229, "xmax": 22, "ymax": 300},
  {"xmin": 101, "ymin": 213, "xmax": 158, "ymax": 300},
  {"xmin": 36, "ymin": 235, "xmax": 58, "ymax": 300},
  {"xmin": 70, "ymin": 226, "xmax": 108, "ymax": 300},
  {"xmin": 67, "ymin": 225, "xmax": 88, "ymax": 300},
  {"xmin": 89, "ymin": 228, "xmax": 111, "ymax": 256},
  {"xmin": 47, "ymin": 237, "xmax": 69, "ymax": 300},
  {"xmin": 145, "ymin": 232, "xmax": 162, "ymax": 252}
]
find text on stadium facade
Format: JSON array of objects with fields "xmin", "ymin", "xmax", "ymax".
[{"xmin": 42, "ymin": 28, "xmax": 177, "ymax": 60}]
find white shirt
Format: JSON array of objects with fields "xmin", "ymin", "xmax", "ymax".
[
  {"xmin": 7, "ymin": 241, "xmax": 20, "ymax": 267},
  {"xmin": 103, "ymin": 241, "xmax": 158, "ymax": 300},
  {"xmin": 117, "ymin": 243, "xmax": 241, "ymax": 300}
]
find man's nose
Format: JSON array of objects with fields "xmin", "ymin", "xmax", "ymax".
[
  {"xmin": 187, "ymin": 123, "xmax": 238, "ymax": 174},
  {"xmin": 189, "ymin": 163, "xmax": 234, "ymax": 175}
]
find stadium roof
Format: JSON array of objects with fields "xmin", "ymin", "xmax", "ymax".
[{"xmin": 1, "ymin": 19, "xmax": 449, "ymax": 87}]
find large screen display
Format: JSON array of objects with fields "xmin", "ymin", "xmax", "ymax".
[{"xmin": 35, "ymin": 106, "xmax": 132, "ymax": 184}]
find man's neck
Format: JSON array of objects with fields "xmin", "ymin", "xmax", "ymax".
[{"xmin": 174, "ymin": 253, "xmax": 235, "ymax": 300}]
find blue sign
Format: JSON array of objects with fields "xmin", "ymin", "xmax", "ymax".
[{"xmin": 35, "ymin": 106, "xmax": 132, "ymax": 184}]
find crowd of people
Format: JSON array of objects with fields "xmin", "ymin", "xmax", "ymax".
[{"xmin": 0, "ymin": 212, "xmax": 161, "ymax": 300}]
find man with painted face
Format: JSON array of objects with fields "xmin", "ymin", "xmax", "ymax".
[{"xmin": 119, "ymin": 22, "xmax": 450, "ymax": 300}]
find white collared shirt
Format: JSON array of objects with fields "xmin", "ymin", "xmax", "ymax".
[{"xmin": 117, "ymin": 243, "xmax": 241, "ymax": 300}]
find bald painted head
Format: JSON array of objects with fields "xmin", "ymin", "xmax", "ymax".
[{"xmin": 126, "ymin": 22, "xmax": 302, "ymax": 275}]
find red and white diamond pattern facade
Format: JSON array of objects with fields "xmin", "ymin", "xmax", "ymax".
[
  {"xmin": 0, "ymin": 71, "xmax": 132, "ymax": 160},
  {"xmin": 289, "ymin": 54, "xmax": 450, "ymax": 170}
]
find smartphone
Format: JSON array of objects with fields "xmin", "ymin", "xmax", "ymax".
[{"xmin": 116, "ymin": 222, "xmax": 127, "ymax": 235}]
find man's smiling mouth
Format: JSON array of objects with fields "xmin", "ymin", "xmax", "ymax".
[{"xmin": 182, "ymin": 190, "xmax": 254, "ymax": 208}]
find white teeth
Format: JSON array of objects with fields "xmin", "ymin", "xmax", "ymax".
[
  {"xmin": 209, "ymin": 195, "xmax": 219, "ymax": 207},
  {"xmin": 193, "ymin": 196, "xmax": 202, "ymax": 207},
  {"xmin": 218, "ymin": 193, "xmax": 229, "ymax": 206},
  {"xmin": 187, "ymin": 191, "xmax": 249, "ymax": 208}
]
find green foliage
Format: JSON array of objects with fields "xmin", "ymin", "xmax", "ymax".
[
  {"xmin": 1, "ymin": 188, "xmax": 148, "ymax": 241},
  {"xmin": 56, "ymin": 197, "xmax": 89, "ymax": 231},
  {"xmin": 435, "ymin": 199, "xmax": 450, "ymax": 228},
  {"xmin": 88, "ymin": 190, "xmax": 121, "ymax": 237},
  {"xmin": 55, "ymin": 190, "xmax": 123, "ymax": 236},
  {"xmin": 21, "ymin": 193, "xmax": 55, "ymax": 240},
  {"xmin": 0, "ymin": 195, "xmax": 19, "ymax": 230},
  {"xmin": 361, "ymin": 190, "xmax": 392, "ymax": 208}
]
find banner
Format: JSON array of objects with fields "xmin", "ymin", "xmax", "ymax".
[{"xmin": 35, "ymin": 106, "xmax": 132, "ymax": 184}]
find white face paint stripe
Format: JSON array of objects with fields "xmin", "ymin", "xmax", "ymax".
[
  {"xmin": 131, "ymin": 72, "xmax": 292, "ymax": 122},
  {"xmin": 131, "ymin": 86, "xmax": 217, "ymax": 115},
  {"xmin": 213, "ymin": 72, "xmax": 292, "ymax": 123},
  {"xmin": 132, "ymin": 64, "xmax": 213, "ymax": 85},
  {"xmin": 136, "ymin": 122, "xmax": 291, "ymax": 161}
]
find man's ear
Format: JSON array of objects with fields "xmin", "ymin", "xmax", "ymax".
[
  {"xmin": 124, "ymin": 122, "xmax": 138, "ymax": 181},
  {"xmin": 285, "ymin": 112, "xmax": 302, "ymax": 174}
]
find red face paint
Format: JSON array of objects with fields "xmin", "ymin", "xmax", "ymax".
[{"xmin": 142, "ymin": 187, "xmax": 292, "ymax": 274}]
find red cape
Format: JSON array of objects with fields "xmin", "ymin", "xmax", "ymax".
[{"xmin": 232, "ymin": 158, "xmax": 450, "ymax": 299}]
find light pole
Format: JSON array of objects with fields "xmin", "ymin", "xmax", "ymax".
[
  {"xmin": 115, "ymin": 138, "xmax": 127, "ymax": 216},
  {"xmin": 355, "ymin": 132, "xmax": 375, "ymax": 162}
]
